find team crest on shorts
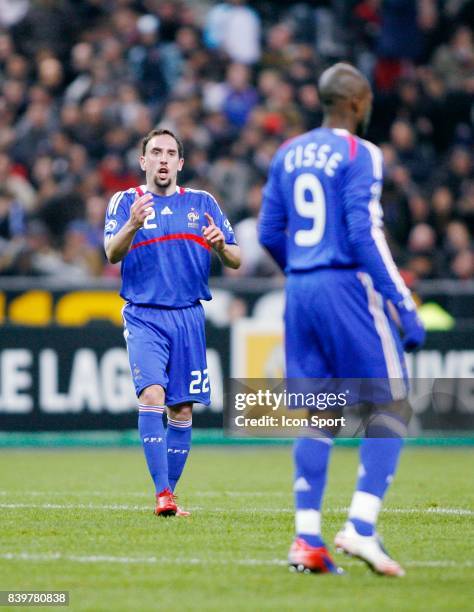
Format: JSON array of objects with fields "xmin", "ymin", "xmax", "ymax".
[{"xmin": 187, "ymin": 208, "xmax": 200, "ymax": 228}]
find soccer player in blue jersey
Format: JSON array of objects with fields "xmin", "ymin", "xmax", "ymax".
[
  {"xmin": 104, "ymin": 128, "xmax": 240, "ymax": 516},
  {"xmin": 259, "ymin": 64, "xmax": 425, "ymax": 576}
]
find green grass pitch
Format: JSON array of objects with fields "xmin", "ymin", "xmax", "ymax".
[{"xmin": 1, "ymin": 446, "xmax": 473, "ymax": 611}]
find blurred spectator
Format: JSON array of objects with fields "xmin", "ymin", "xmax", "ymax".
[
  {"xmin": 0, "ymin": 0, "xmax": 30, "ymax": 28},
  {"xmin": 226, "ymin": 181, "xmax": 279, "ymax": 277},
  {"xmin": 457, "ymin": 180, "xmax": 474, "ymax": 232},
  {"xmin": 128, "ymin": 14, "xmax": 170, "ymax": 104},
  {"xmin": 99, "ymin": 154, "xmax": 138, "ymax": 194},
  {"xmin": 297, "ymin": 83, "xmax": 322, "ymax": 130},
  {"xmin": 261, "ymin": 23, "xmax": 293, "ymax": 71},
  {"xmin": 20, "ymin": 220, "xmax": 62, "ymax": 276},
  {"xmin": 12, "ymin": 0, "xmax": 78, "ymax": 60},
  {"xmin": 12, "ymin": 102, "xmax": 54, "ymax": 168},
  {"xmin": 390, "ymin": 119, "xmax": 434, "ymax": 183},
  {"xmin": 0, "ymin": 188, "xmax": 26, "ymax": 273},
  {"xmin": 83, "ymin": 195, "xmax": 107, "ymax": 249},
  {"xmin": 208, "ymin": 154, "xmax": 253, "ymax": 218},
  {"xmin": 405, "ymin": 222, "xmax": 444, "ymax": 279},
  {"xmin": 76, "ymin": 97, "xmax": 108, "ymax": 160},
  {"xmin": 440, "ymin": 147, "xmax": 473, "ymax": 199},
  {"xmin": 61, "ymin": 224, "xmax": 103, "ymax": 278},
  {"xmin": 432, "ymin": 25, "xmax": 474, "ymax": 91},
  {"xmin": 0, "ymin": 152, "xmax": 37, "ymax": 211},
  {"xmin": 222, "ymin": 63, "xmax": 258, "ymax": 129},
  {"xmin": 444, "ymin": 220, "xmax": 472, "ymax": 256},
  {"xmin": 408, "ymin": 222, "xmax": 436, "ymax": 252},
  {"xmin": 0, "ymin": 0, "xmax": 472, "ymax": 282},
  {"xmin": 378, "ymin": 0, "xmax": 426, "ymax": 61},
  {"xmin": 37, "ymin": 56, "xmax": 64, "ymax": 96},
  {"xmin": 204, "ymin": 0, "xmax": 261, "ymax": 64},
  {"xmin": 430, "ymin": 185, "xmax": 454, "ymax": 235},
  {"xmin": 451, "ymin": 249, "xmax": 474, "ymax": 280}
]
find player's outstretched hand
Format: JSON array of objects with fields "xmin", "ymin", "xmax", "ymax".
[
  {"xmin": 129, "ymin": 192, "xmax": 154, "ymax": 230},
  {"xmin": 396, "ymin": 299, "xmax": 426, "ymax": 353},
  {"xmin": 202, "ymin": 212, "xmax": 225, "ymax": 252}
]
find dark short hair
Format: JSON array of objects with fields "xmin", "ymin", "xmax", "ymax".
[{"xmin": 141, "ymin": 128, "xmax": 184, "ymax": 158}]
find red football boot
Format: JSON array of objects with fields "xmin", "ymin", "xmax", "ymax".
[
  {"xmin": 288, "ymin": 538, "xmax": 344, "ymax": 574},
  {"xmin": 154, "ymin": 488, "xmax": 178, "ymax": 517}
]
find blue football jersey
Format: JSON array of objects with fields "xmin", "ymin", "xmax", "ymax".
[
  {"xmin": 259, "ymin": 127, "xmax": 410, "ymax": 306},
  {"xmin": 104, "ymin": 185, "xmax": 236, "ymax": 307}
]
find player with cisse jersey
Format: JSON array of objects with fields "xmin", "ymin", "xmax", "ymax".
[
  {"xmin": 259, "ymin": 64, "xmax": 425, "ymax": 576},
  {"xmin": 104, "ymin": 128, "xmax": 240, "ymax": 516}
]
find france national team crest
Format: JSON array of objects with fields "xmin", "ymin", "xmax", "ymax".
[{"xmin": 188, "ymin": 208, "xmax": 200, "ymax": 228}]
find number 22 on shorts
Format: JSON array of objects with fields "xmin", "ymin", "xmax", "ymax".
[{"xmin": 189, "ymin": 369, "xmax": 209, "ymax": 394}]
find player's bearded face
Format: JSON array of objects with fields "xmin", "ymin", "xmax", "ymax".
[
  {"xmin": 154, "ymin": 172, "xmax": 172, "ymax": 188},
  {"xmin": 142, "ymin": 135, "xmax": 184, "ymax": 191},
  {"xmin": 152, "ymin": 155, "xmax": 180, "ymax": 188}
]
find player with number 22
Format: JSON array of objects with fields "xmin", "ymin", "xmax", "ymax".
[{"xmin": 104, "ymin": 128, "xmax": 240, "ymax": 517}]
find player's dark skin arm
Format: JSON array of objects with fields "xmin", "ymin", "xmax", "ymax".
[
  {"xmin": 202, "ymin": 212, "xmax": 241, "ymax": 269},
  {"xmin": 105, "ymin": 193, "xmax": 154, "ymax": 264}
]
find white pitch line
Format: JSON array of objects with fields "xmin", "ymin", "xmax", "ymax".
[
  {"xmin": 0, "ymin": 490, "xmax": 151, "ymax": 498},
  {"xmin": 1, "ymin": 491, "xmax": 472, "ymax": 514},
  {"xmin": 0, "ymin": 552, "xmax": 287, "ymax": 566},
  {"xmin": 0, "ymin": 501, "xmax": 472, "ymax": 516},
  {"xmin": 0, "ymin": 490, "xmax": 288, "ymax": 498},
  {"xmin": 0, "ymin": 552, "xmax": 472, "ymax": 570},
  {"xmin": 0, "ymin": 502, "xmax": 151, "ymax": 512},
  {"xmin": 382, "ymin": 507, "xmax": 474, "ymax": 517},
  {"xmin": 332, "ymin": 506, "xmax": 474, "ymax": 517}
]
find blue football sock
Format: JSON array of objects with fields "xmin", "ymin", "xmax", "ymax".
[
  {"xmin": 349, "ymin": 433, "xmax": 404, "ymax": 537},
  {"xmin": 294, "ymin": 436, "xmax": 333, "ymax": 547},
  {"xmin": 167, "ymin": 416, "xmax": 192, "ymax": 491},
  {"xmin": 138, "ymin": 405, "xmax": 169, "ymax": 494}
]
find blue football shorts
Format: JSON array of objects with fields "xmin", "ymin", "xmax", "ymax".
[
  {"xmin": 122, "ymin": 302, "xmax": 210, "ymax": 406},
  {"xmin": 284, "ymin": 268, "xmax": 408, "ymax": 402}
]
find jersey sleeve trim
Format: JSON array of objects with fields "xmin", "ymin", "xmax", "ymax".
[
  {"xmin": 108, "ymin": 186, "xmax": 147, "ymax": 215},
  {"xmin": 108, "ymin": 191, "xmax": 124, "ymax": 215},
  {"xmin": 358, "ymin": 271, "xmax": 406, "ymax": 388},
  {"xmin": 107, "ymin": 188, "xmax": 136, "ymax": 216},
  {"xmin": 360, "ymin": 138, "xmax": 383, "ymax": 179},
  {"xmin": 334, "ymin": 128, "xmax": 358, "ymax": 160},
  {"xmin": 346, "ymin": 134, "xmax": 358, "ymax": 160},
  {"xmin": 358, "ymin": 140, "xmax": 410, "ymax": 300}
]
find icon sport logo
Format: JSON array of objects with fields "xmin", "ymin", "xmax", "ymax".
[{"xmin": 187, "ymin": 208, "xmax": 200, "ymax": 228}]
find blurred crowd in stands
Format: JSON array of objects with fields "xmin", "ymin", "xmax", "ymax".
[{"xmin": 0, "ymin": 0, "xmax": 473, "ymax": 282}]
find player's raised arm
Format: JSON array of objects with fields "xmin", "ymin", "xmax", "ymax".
[
  {"xmin": 342, "ymin": 144, "xmax": 425, "ymax": 352},
  {"xmin": 104, "ymin": 192, "xmax": 154, "ymax": 264},
  {"xmin": 258, "ymin": 153, "xmax": 287, "ymax": 271},
  {"xmin": 202, "ymin": 212, "xmax": 241, "ymax": 269}
]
